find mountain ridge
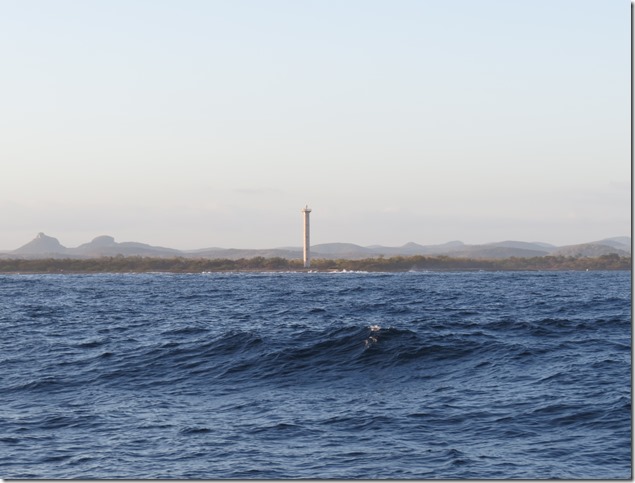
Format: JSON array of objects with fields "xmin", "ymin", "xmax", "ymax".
[{"xmin": 1, "ymin": 234, "xmax": 630, "ymax": 260}]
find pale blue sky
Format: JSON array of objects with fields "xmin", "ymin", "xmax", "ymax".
[{"xmin": 1, "ymin": 0, "xmax": 630, "ymax": 249}]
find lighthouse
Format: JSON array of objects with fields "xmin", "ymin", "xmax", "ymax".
[{"xmin": 301, "ymin": 205, "xmax": 311, "ymax": 268}]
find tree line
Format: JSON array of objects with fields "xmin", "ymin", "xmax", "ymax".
[{"xmin": 0, "ymin": 253, "xmax": 630, "ymax": 273}]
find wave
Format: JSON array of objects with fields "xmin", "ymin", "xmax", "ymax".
[
  {"xmin": 7, "ymin": 313, "xmax": 629, "ymax": 396},
  {"xmin": 6, "ymin": 324, "xmax": 540, "ymax": 393},
  {"xmin": 3, "ymin": 324, "xmax": 464, "ymax": 392}
]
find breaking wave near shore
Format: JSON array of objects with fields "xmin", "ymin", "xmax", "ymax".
[{"xmin": 0, "ymin": 271, "xmax": 630, "ymax": 478}]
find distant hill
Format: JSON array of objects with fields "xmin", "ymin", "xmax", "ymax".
[
  {"xmin": 3, "ymin": 233, "xmax": 631, "ymax": 261},
  {"xmin": 364, "ymin": 241, "xmax": 465, "ymax": 257},
  {"xmin": 591, "ymin": 237, "xmax": 631, "ymax": 253},
  {"xmin": 551, "ymin": 243, "xmax": 630, "ymax": 258},
  {"xmin": 74, "ymin": 235, "xmax": 180, "ymax": 258},
  {"xmin": 13, "ymin": 233, "xmax": 69, "ymax": 257},
  {"xmin": 445, "ymin": 246, "xmax": 551, "ymax": 259},
  {"xmin": 483, "ymin": 240, "xmax": 557, "ymax": 253},
  {"xmin": 8, "ymin": 233, "xmax": 181, "ymax": 259},
  {"xmin": 311, "ymin": 243, "xmax": 376, "ymax": 259}
]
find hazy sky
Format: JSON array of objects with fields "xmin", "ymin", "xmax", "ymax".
[{"xmin": 1, "ymin": 0, "xmax": 630, "ymax": 250}]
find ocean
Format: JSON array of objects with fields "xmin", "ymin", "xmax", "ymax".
[{"xmin": 0, "ymin": 270, "xmax": 631, "ymax": 479}]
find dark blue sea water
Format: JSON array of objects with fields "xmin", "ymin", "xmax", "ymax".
[{"xmin": 0, "ymin": 271, "xmax": 631, "ymax": 479}]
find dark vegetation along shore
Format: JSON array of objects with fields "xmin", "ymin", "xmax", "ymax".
[{"xmin": 0, "ymin": 254, "xmax": 630, "ymax": 274}]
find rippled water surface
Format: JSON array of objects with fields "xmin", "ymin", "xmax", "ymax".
[{"xmin": 0, "ymin": 271, "xmax": 631, "ymax": 478}]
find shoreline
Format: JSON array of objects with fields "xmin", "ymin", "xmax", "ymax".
[{"xmin": 0, "ymin": 255, "xmax": 630, "ymax": 275}]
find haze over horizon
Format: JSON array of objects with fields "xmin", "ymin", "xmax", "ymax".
[{"xmin": 1, "ymin": 0, "xmax": 630, "ymax": 251}]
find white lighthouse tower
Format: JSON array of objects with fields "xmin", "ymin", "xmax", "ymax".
[{"xmin": 301, "ymin": 205, "xmax": 312, "ymax": 268}]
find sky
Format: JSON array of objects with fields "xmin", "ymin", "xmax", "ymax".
[{"xmin": 1, "ymin": 0, "xmax": 631, "ymax": 250}]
